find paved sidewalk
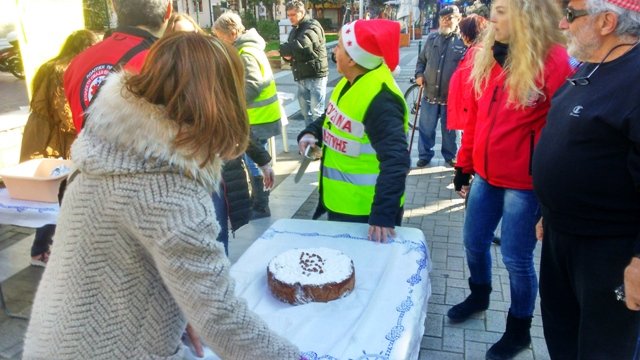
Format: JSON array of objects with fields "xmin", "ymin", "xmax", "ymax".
[{"xmin": 0, "ymin": 39, "xmax": 550, "ymax": 359}]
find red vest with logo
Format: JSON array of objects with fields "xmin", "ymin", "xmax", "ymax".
[{"xmin": 64, "ymin": 27, "xmax": 156, "ymax": 132}]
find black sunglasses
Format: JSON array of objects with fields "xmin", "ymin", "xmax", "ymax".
[
  {"xmin": 564, "ymin": 7, "xmax": 590, "ymax": 23},
  {"xmin": 567, "ymin": 61, "xmax": 600, "ymax": 86}
]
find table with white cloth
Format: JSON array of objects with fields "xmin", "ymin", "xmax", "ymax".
[
  {"xmin": 0, "ymin": 188, "xmax": 59, "ymax": 227},
  {"xmin": 0, "ymin": 187, "xmax": 59, "ymax": 318},
  {"xmin": 228, "ymin": 218, "xmax": 432, "ymax": 360}
]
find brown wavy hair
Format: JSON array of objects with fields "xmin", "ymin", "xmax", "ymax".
[{"xmin": 126, "ymin": 32, "xmax": 249, "ymax": 164}]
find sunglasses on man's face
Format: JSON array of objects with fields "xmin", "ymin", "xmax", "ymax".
[{"xmin": 564, "ymin": 7, "xmax": 590, "ymax": 23}]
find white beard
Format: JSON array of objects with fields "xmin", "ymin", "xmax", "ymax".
[
  {"xmin": 564, "ymin": 20, "xmax": 602, "ymax": 62},
  {"xmin": 439, "ymin": 26, "xmax": 454, "ymax": 35}
]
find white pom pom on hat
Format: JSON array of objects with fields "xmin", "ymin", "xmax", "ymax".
[{"xmin": 340, "ymin": 19, "xmax": 401, "ymax": 71}]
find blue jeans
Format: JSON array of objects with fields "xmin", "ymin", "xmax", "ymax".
[
  {"xmin": 243, "ymin": 138, "xmax": 268, "ymax": 177},
  {"xmin": 464, "ymin": 176, "xmax": 540, "ymax": 318},
  {"xmin": 297, "ymin": 77, "xmax": 328, "ymax": 125},
  {"xmin": 417, "ymin": 101, "xmax": 457, "ymax": 162}
]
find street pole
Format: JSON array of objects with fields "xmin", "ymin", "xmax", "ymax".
[
  {"xmin": 359, "ymin": 0, "xmax": 363, "ymax": 20},
  {"xmin": 195, "ymin": 1, "xmax": 200, "ymax": 24}
]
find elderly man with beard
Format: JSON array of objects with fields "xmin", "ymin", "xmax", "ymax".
[
  {"xmin": 414, "ymin": 5, "xmax": 465, "ymax": 167},
  {"xmin": 532, "ymin": 0, "xmax": 640, "ymax": 358}
]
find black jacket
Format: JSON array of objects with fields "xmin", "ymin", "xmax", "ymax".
[
  {"xmin": 221, "ymin": 139, "xmax": 271, "ymax": 232},
  {"xmin": 298, "ymin": 77, "xmax": 410, "ymax": 227},
  {"xmin": 280, "ymin": 16, "xmax": 329, "ymax": 81}
]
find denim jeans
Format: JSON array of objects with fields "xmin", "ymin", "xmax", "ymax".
[
  {"xmin": 417, "ymin": 101, "xmax": 457, "ymax": 162},
  {"xmin": 297, "ymin": 76, "xmax": 328, "ymax": 126},
  {"xmin": 243, "ymin": 138, "xmax": 268, "ymax": 177},
  {"xmin": 464, "ymin": 176, "xmax": 540, "ymax": 318}
]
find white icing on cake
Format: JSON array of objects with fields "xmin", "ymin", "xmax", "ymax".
[{"xmin": 268, "ymin": 247, "xmax": 353, "ymax": 286}]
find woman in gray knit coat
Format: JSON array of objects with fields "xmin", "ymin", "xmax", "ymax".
[{"xmin": 23, "ymin": 32, "xmax": 301, "ymax": 360}]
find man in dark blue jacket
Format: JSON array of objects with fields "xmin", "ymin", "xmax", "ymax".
[
  {"xmin": 414, "ymin": 5, "xmax": 465, "ymax": 167},
  {"xmin": 532, "ymin": 0, "xmax": 640, "ymax": 358},
  {"xmin": 297, "ymin": 19, "xmax": 410, "ymax": 243}
]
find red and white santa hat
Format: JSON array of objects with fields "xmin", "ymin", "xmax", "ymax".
[
  {"xmin": 340, "ymin": 19, "xmax": 401, "ymax": 71},
  {"xmin": 606, "ymin": 0, "xmax": 640, "ymax": 12}
]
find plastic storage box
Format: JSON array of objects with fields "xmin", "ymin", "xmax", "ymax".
[{"xmin": 0, "ymin": 158, "xmax": 73, "ymax": 203}]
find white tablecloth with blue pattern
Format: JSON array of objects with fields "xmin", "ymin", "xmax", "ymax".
[
  {"xmin": 229, "ymin": 218, "xmax": 432, "ymax": 360},
  {"xmin": 0, "ymin": 188, "xmax": 58, "ymax": 227}
]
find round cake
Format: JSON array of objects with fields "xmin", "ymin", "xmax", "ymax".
[{"xmin": 267, "ymin": 247, "xmax": 355, "ymax": 305}]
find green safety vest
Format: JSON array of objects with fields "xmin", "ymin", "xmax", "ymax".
[
  {"xmin": 321, "ymin": 65, "xmax": 409, "ymax": 216},
  {"xmin": 238, "ymin": 46, "xmax": 280, "ymax": 126}
]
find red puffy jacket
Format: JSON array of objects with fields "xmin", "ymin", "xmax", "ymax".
[
  {"xmin": 456, "ymin": 44, "xmax": 571, "ymax": 190},
  {"xmin": 447, "ymin": 45, "xmax": 480, "ymax": 131},
  {"xmin": 64, "ymin": 27, "xmax": 156, "ymax": 133}
]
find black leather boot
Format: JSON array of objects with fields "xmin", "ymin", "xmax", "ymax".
[
  {"xmin": 486, "ymin": 311, "xmax": 532, "ymax": 360},
  {"xmin": 251, "ymin": 176, "xmax": 270, "ymax": 219},
  {"xmin": 447, "ymin": 278, "xmax": 492, "ymax": 322}
]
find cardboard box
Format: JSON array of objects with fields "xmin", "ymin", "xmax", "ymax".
[{"xmin": 0, "ymin": 158, "xmax": 73, "ymax": 203}]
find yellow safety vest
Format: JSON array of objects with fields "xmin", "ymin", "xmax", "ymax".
[
  {"xmin": 321, "ymin": 65, "xmax": 409, "ymax": 215},
  {"xmin": 239, "ymin": 46, "xmax": 280, "ymax": 126}
]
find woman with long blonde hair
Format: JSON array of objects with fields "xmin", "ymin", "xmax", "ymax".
[
  {"xmin": 23, "ymin": 32, "xmax": 301, "ymax": 359},
  {"xmin": 449, "ymin": 0, "xmax": 573, "ymax": 358}
]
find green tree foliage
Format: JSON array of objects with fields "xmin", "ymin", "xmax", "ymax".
[
  {"xmin": 83, "ymin": 0, "xmax": 109, "ymax": 30},
  {"xmin": 256, "ymin": 20, "xmax": 279, "ymax": 40}
]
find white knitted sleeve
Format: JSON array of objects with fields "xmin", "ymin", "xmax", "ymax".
[{"xmin": 134, "ymin": 181, "xmax": 300, "ymax": 360}]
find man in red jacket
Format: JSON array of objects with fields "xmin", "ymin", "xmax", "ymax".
[{"xmin": 64, "ymin": 0, "xmax": 172, "ymax": 132}]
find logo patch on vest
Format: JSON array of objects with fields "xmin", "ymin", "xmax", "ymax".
[
  {"xmin": 323, "ymin": 128, "xmax": 361, "ymax": 157},
  {"xmin": 80, "ymin": 64, "xmax": 113, "ymax": 110},
  {"xmin": 326, "ymin": 101, "xmax": 364, "ymax": 137}
]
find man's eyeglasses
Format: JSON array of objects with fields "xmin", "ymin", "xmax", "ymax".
[{"xmin": 564, "ymin": 7, "xmax": 590, "ymax": 23}]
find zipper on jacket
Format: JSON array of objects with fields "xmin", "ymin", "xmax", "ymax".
[
  {"xmin": 528, "ymin": 130, "xmax": 535, "ymax": 176},
  {"xmin": 483, "ymin": 86, "xmax": 500, "ymax": 180}
]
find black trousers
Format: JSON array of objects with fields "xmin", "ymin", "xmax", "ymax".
[
  {"xmin": 31, "ymin": 224, "xmax": 55, "ymax": 257},
  {"xmin": 540, "ymin": 225, "xmax": 640, "ymax": 359},
  {"xmin": 325, "ymin": 209, "xmax": 403, "ymax": 227}
]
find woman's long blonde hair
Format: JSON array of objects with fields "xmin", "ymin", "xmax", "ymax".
[
  {"xmin": 471, "ymin": 0, "xmax": 565, "ymax": 108},
  {"xmin": 126, "ymin": 32, "xmax": 249, "ymax": 165}
]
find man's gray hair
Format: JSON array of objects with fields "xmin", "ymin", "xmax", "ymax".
[
  {"xmin": 213, "ymin": 12, "xmax": 245, "ymax": 35},
  {"xmin": 586, "ymin": 0, "xmax": 640, "ymax": 37},
  {"xmin": 285, "ymin": 1, "xmax": 306, "ymax": 15},
  {"xmin": 113, "ymin": 0, "xmax": 170, "ymax": 30}
]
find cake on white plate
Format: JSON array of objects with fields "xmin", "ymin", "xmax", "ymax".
[{"xmin": 267, "ymin": 247, "xmax": 355, "ymax": 305}]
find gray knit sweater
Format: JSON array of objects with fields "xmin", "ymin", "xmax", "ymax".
[{"xmin": 22, "ymin": 73, "xmax": 300, "ymax": 360}]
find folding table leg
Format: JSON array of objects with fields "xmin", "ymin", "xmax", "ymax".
[{"xmin": 0, "ymin": 282, "xmax": 29, "ymax": 320}]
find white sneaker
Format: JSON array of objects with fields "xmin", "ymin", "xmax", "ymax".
[{"xmin": 30, "ymin": 252, "xmax": 49, "ymax": 267}]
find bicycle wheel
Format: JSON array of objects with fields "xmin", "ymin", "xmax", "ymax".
[
  {"xmin": 404, "ymin": 84, "xmax": 421, "ymax": 130},
  {"xmin": 8, "ymin": 56, "xmax": 25, "ymax": 80}
]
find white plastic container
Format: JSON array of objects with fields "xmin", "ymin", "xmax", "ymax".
[{"xmin": 0, "ymin": 158, "xmax": 73, "ymax": 203}]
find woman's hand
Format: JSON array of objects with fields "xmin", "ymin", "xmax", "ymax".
[
  {"xmin": 535, "ymin": 218, "xmax": 544, "ymax": 241},
  {"xmin": 185, "ymin": 323, "xmax": 203, "ymax": 357}
]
